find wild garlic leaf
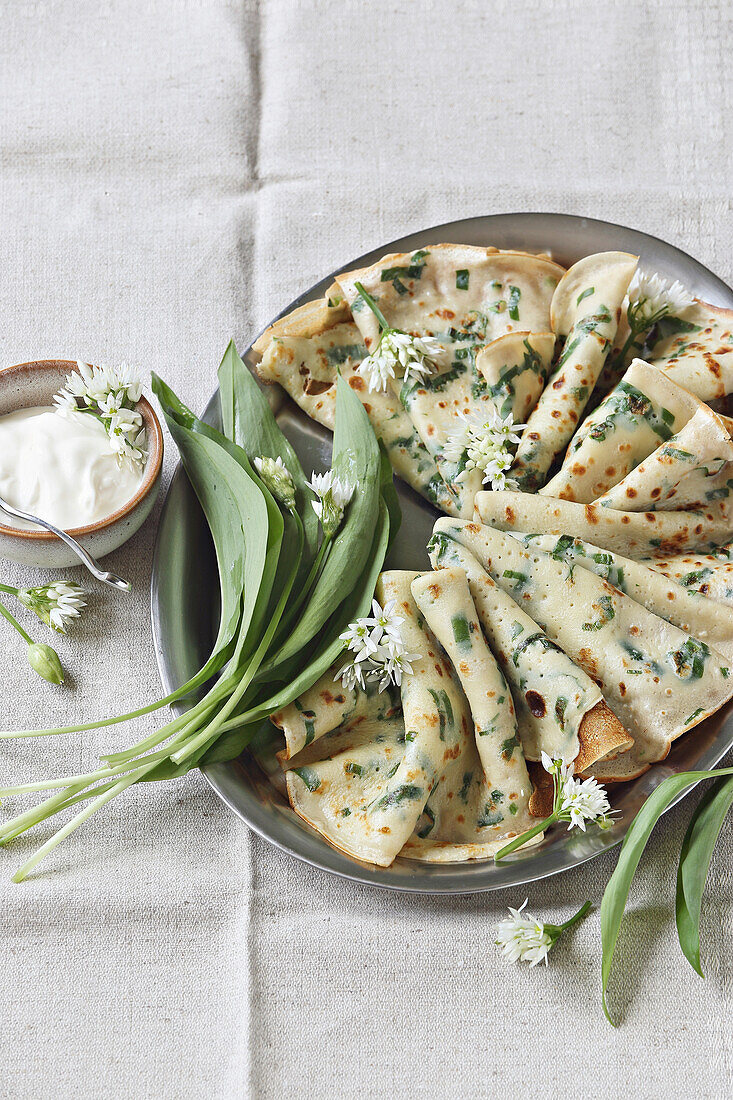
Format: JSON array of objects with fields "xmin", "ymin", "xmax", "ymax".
[
  {"xmin": 218, "ymin": 339, "xmax": 319, "ymax": 588},
  {"xmin": 601, "ymin": 766, "xmax": 733, "ymax": 1025},
  {"xmin": 264, "ymin": 373, "xmax": 382, "ymax": 671},
  {"xmin": 675, "ymin": 774, "xmax": 733, "ymax": 976}
]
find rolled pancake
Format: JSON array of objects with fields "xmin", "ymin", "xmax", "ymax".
[
  {"xmin": 257, "ymin": 312, "xmax": 458, "ymax": 515},
  {"xmin": 648, "ymin": 300, "xmax": 733, "ymax": 401},
  {"xmin": 475, "ymin": 490, "xmax": 733, "ymax": 558},
  {"xmin": 437, "ymin": 521, "xmax": 733, "ymax": 780},
  {"xmin": 335, "ymin": 246, "xmax": 564, "ymax": 515},
  {"xmin": 272, "ymin": 661, "xmax": 400, "ymax": 762},
  {"xmin": 475, "ymin": 331, "xmax": 556, "ymax": 422},
  {"xmin": 596, "ymin": 406, "xmax": 733, "ymax": 511},
  {"xmin": 411, "ymin": 568, "xmax": 532, "ymax": 821},
  {"xmin": 542, "ymin": 360, "xmax": 702, "ymax": 503},
  {"xmin": 428, "ymin": 524, "xmax": 631, "ymax": 770},
  {"xmin": 517, "ymin": 533, "xmax": 733, "ymax": 661},
  {"xmin": 648, "ymin": 544, "xmax": 733, "ymax": 606},
  {"xmin": 511, "ymin": 252, "xmax": 638, "ymax": 491}
]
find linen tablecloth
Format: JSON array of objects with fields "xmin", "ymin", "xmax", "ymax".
[{"xmin": 2, "ymin": 1, "xmax": 731, "ymax": 1096}]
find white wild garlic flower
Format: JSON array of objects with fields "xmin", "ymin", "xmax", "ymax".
[
  {"xmin": 495, "ymin": 899, "xmax": 554, "ymax": 967},
  {"xmin": 53, "ymin": 361, "xmax": 147, "ymax": 470},
  {"xmin": 626, "ymin": 270, "xmax": 695, "ymax": 333},
  {"xmin": 254, "ymin": 455, "xmax": 296, "ymax": 511},
  {"xmin": 17, "ymin": 581, "xmax": 87, "ymax": 634},
  {"xmin": 540, "ymin": 751, "xmax": 615, "ymax": 832},
  {"xmin": 307, "ymin": 469, "xmax": 354, "ymax": 537},
  {"xmin": 357, "ymin": 329, "xmax": 446, "ymax": 394},
  {"xmin": 336, "ymin": 598, "xmax": 421, "ymax": 692},
  {"xmin": 443, "ymin": 403, "xmax": 525, "ymax": 491}
]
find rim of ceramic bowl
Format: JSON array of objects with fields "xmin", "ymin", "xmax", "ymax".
[{"xmin": 0, "ymin": 359, "xmax": 163, "ymax": 540}]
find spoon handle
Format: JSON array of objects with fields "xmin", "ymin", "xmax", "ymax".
[{"xmin": 0, "ymin": 497, "xmax": 130, "ymax": 591}]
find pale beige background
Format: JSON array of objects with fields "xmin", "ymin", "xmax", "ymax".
[{"xmin": 1, "ymin": 1, "xmax": 731, "ymax": 1097}]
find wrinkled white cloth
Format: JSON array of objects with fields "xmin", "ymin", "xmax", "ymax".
[{"xmin": 1, "ymin": 1, "xmax": 732, "ymax": 1097}]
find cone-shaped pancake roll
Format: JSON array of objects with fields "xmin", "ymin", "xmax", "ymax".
[
  {"xmin": 475, "ymin": 490, "xmax": 733, "ymax": 558},
  {"xmin": 648, "ymin": 299, "xmax": 733, "ymax": 401},
  {"xmin": 516, "ymin": 533, "xmax": 733, "ymax": 661},
  {"xmin": 596, "ymin": 407, "xmax": 733, "ymax": 511},
  {"xmin": 542, "ymin": 360, "xmax": 727, "ymax": 504},
  {"xmin": 648, "ymin": 544, "xmax": 733, "ymax": 605},
  {"xmin": 411, "ymin": 568, "xmax": 532, "ymax": 821},
  {"xmin": 511, "ymin": 251, "xmax": 638, "ymax": 491},
  {"xmin": 434, "ymin": 520, "xmax": 733, "ymax": 780},
  {"xmin": 475, "ymin": 331, "xmax": 556, "ymax": 422},
  {"xmin": 429, "ymin": 524, "xmax": 632, "ymax": 770}
]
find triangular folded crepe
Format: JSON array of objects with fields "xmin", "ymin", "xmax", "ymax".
[
  {"xmin": 511, "ymin": 252, "xmax": 638, "ymax": 491},
  {"xmin": 542, "ymin": 360, "xmax": 725, "ymax": 504},
  {"xmin": 596, "ymin": 407, "xmax": 733, "ymax": 511},
  {"xmin": 516, "ymin": 533, "xmax": 733, "ymax": 660},
  {"xmin": 475, "ymin": 489, "xmax": 733, "ymax": 558},
  {"xmin": 257, "ymin": 307, "xmax": 459, "ymax": 515},
  {"xmin": 335, "ymin": 246, "xmax": 565, "ymax": 515},
  {"xmin": 648, "ymin": 544, "xmax": 733, "ymax": 605},
  {"xmin": 475, "ymin": 331, "xmax": 556, "ymax": 421},
  {"xmin": 428, "ymin": 523, "xmax": 632, "ymax": 771},
  {"xmin": 648, "ymin": 300, "xmax": 733, "ymax": 401},
  {"xmin": 432, "ymin": 521, "xmax": 733, "ymax": 780},
  {"xmin": 411, "ymin": 568, "xmax": 532, "ymax": 819},
  {"xmin": 287, "ymin": 570, "xmax": 472, "ymax": 865}
]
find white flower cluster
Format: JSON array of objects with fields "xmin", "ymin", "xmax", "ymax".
[
  {"xmin": 495, "ymin": 899, "xmax": 554, "ymax": 967},
  {"xmin": 307, "ymin": 470, "xmax": 354, "ymax": 537},
  {"xmin": 626, "ymin": 270, "xmax": 695, "ymax": 333},
  {"xmin": 53, "ymin": 361, "xmax": 147, "ymax": 469},
  {"xmin": 540, "ymin": 752, "xmax": 615, "ymax": 832},
  {"xmin": 254, "ymin": 455, "xmax": 296, "ymax": 511},
  {"xmin": 336, "ymin": 598, "xmax": 421, "ymax": 691},
  {"xmin": 17, "ymin": 581, "xmax": 86, "ymax": 634},
  {"xmin": 357, "ymin": 329, "xmax": 445, "ymax": 393},
  {"xmin": 443, "ymin": 403, "xmax": 525, "ymax": 491}
]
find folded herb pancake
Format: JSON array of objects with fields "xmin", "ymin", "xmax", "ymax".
[
  {"xmin": 474, "ymin": 331, "xmax": 556, "ymax": 422},
  {"xmin": 335, "ymin": 245, "xmax": 564, "ymax": 515},
  {"xmin": 411, "ymin": 568, "xmax": 532, "ymax": 819},
  {"xmin": 542, "ymin": 359, "xmax": 727, "ymax": 504},
  {"xmin": 516, "ymin": 533, "xmax": 733, "ymax": 661},
  {"xmin": 475, "ymin": 490, "xmax": 733, "ymax": 558},
  {"xmin": 648, "ymin": 299, "xmax": 733, "ymax": 401},
  {"xmin": 511, "ymin": 251, "xmax": 638, "ymax": 491},
  {"xmin": 256, "ymin": 304, "xmax": 459, "ymax": 514},
  {"xmin": 428, "ymin": 524, "xmax": 632, "ymax": 771},
  {"xmin": 648, "ymin": 544, "xmax": 733, "ymax": 605},
  {"xmin": 287, "ymin": 570, "xmax": 471, "ymax": 864},
  {"xmin": 437, "ymin": 520, "xmax": 733, "ymax": 780}
]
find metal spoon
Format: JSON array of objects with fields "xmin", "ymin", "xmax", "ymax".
[{"xmin": 0, "ymin": 495, "xmax": 131, "ymax": 591}]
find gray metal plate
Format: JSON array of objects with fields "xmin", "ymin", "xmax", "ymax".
[{"xmin": 151, "ymin": 212, "xmax": 733, "ymax": 893}]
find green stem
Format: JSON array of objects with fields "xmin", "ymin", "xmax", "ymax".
[
  {"xmin": 557, "ymin": 899, "xmax": 592, "ymax": 934},
  {"xmin": 354, "ymin": 281, "xmax": 390, "ymax": 332},
  {"xmin": 494, "ymin": 811, "xmax": 559, "ymax": 861},
  {"xmin": 0, "ymin": 583, "xmax": 19, "ymax": 596},
  {"xmin": 0, "ymin": 598, "xmax": 34, "ymax": 645},
  {"xmin": 12, "ymin": 758, "xmax": 160, "ymax": 882}
]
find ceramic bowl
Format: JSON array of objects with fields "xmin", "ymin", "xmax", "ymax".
[{"xmin": 0, "ymin": 359, "xmax": 163, "ymax": 568}]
